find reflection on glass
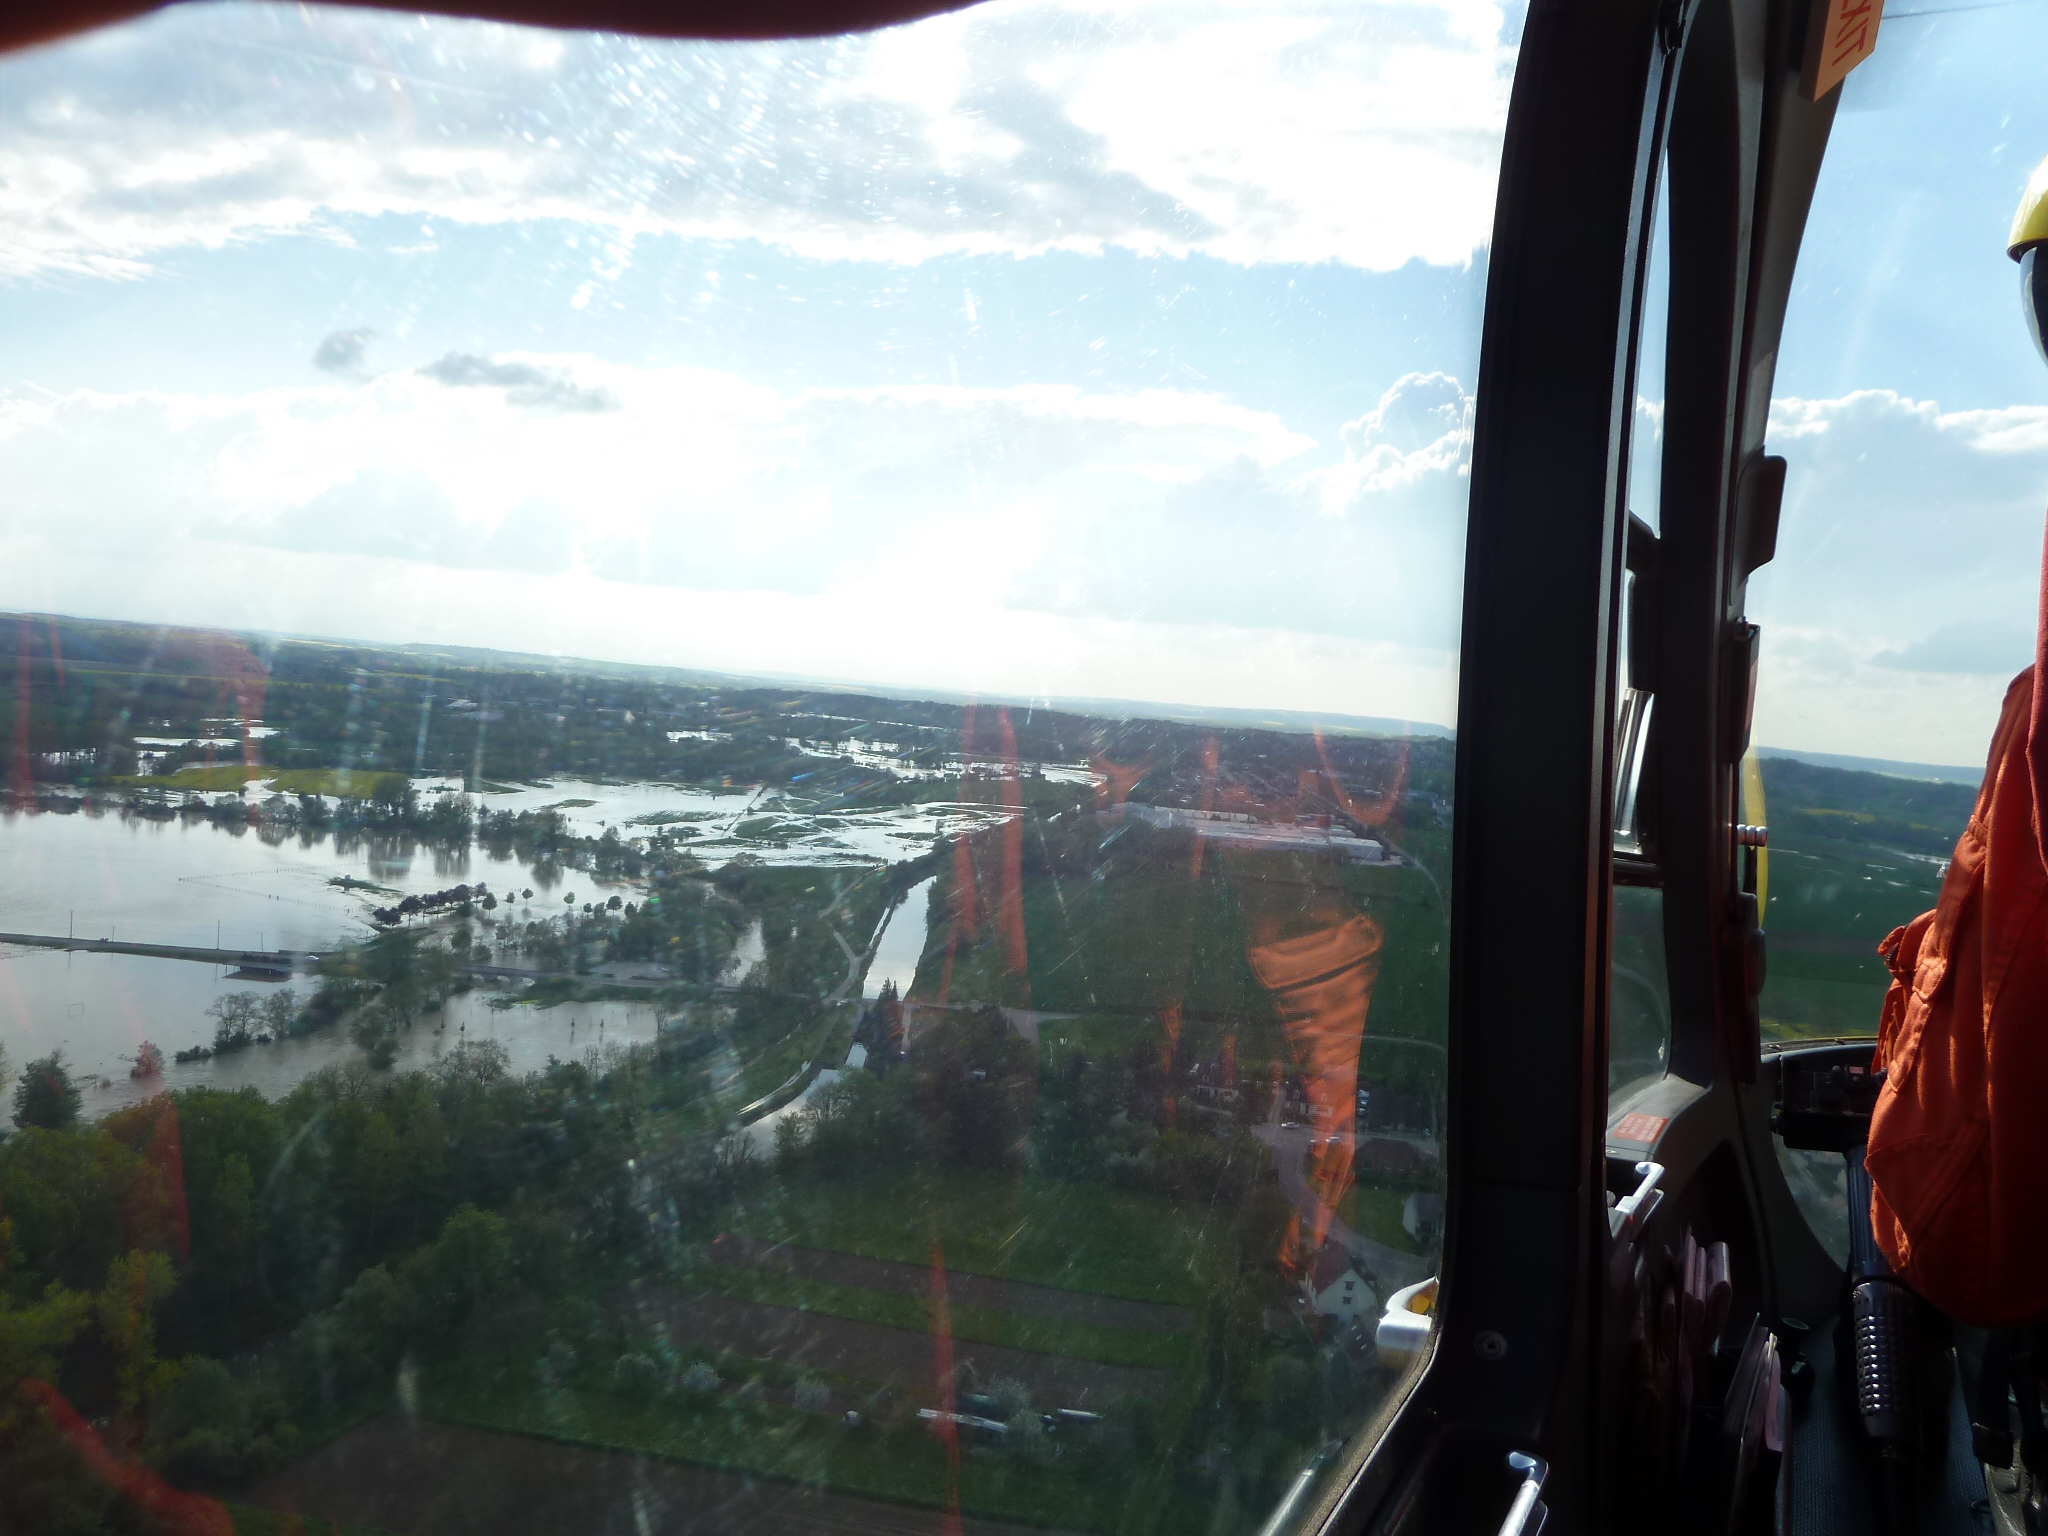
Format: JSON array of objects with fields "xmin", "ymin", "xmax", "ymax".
[
  {"xmin": 0, "ymin": 0, "xmax": 1517, "ymax": 1529},
  {"xmin": 1610, "ymin": 886, "xmax": 1671, "ymax": 1098},
  {"xmin": 1629, "ymin": 162, "xmax": 1671, "ymax": 534}
]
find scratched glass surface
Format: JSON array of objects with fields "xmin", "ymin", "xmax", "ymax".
[{"xmin": 0, "ymin": 0, "xmax": 1518, "ymax": 1528}]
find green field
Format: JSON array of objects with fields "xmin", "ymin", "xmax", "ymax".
[
  {"xmin": 420, "ymin": 1369, "xmax": 1160, "ymax": 1535},
  {"xmin": 1755, "ymin": 757, "xmax": 1967, "ymax": 1042},
  {"xmin": 672, "ymin": 1260, "xmax": 1193, "ymax": 1371},
  {"xmin": 723, "ymin": 1168, "xmax": 1221, "ymax": 1308}
]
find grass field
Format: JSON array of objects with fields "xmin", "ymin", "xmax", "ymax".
[
  {"xmin": 1759, "ymin": 835, "xmax": 1941, "ymax": 1040},
  {"xmin": 419, "ymin": 1368, "xmax": 1159, "ymax": 1535},
  {"xmin": 912, "ymin": 823, "xmax": 1449, "ymax": 1102},
  {"xmin": 1336, "ymin": 1183, "xmax": 1421, "ymax": 1254},
  {"xmin": 723, "ymin": 1169, "xmax": 1221, "ymax": 1308},
  {"xmin": 674, "ymin": 1260, "xmax": 1194, "ymax": 1372},
  {"xmin": 732, "ymin": 997, "xmax": 856, "ymax": 1103}
]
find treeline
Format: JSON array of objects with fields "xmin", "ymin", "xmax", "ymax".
[
  {"xmin": 0, "ymin": 1031, "xmax": 727, "ymax": 1531},
  {"xmin": 1758, "ymin": 756, "xmax": 1978, "ymax": 858}
]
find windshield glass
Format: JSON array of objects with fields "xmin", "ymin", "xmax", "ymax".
[
  {"xmin": 1748, "ymin": 0, "xmax": 2048, "ymax": 1256},
  {"xmin": 0, "ymin": 2, "xmax": 1517, "ymax": 1529}
]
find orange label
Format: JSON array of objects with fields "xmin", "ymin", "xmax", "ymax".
[
  {"xmin": 1610, "ymin": 1112, "xmax": 1669, "ymax": 1146},
  {"xmin": 1801, "ymin": 0, "xmax": 1885, "ymax": 102}
]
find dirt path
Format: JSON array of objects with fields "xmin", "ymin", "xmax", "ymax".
[
  {"xmin": 709, "ymin": 1234, "xmax": 1192, "ymax": 1337},
  {"xmin": 252, "ymin": 1411, "xmax": 1066, "ymax": 1536},
  {"xmin": 623, "ymin": 1284, "xmax": 1171, "ymax": 1410}
]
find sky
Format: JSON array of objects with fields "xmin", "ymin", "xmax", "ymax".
[{"xmin": 0, "ymin": 0, "xmax": 2045, "ymax": 760}]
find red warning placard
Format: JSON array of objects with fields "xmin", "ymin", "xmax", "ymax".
[
  {"xmin": 1802, "ymin": 0, "xmax": 1885, "ymax": 102},
  {"xmin": 1610, "ymin": 1112, "xmax": 1670, "ymax": 1147}
]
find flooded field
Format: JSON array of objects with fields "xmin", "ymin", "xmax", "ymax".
[
  {"xmin": 0, "ymin": 780, "xmax": 967, "ymax": 1125},
  {"xmin": 1, "ymin": 948, "xmax": 674, "ymax": 1122}
]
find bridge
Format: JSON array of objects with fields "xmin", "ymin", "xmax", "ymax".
[
  {"xmin": 0, "ymin": 931, "xmax": 304, "ymax": 977},
  {"xmin": 0, "ymin": 934, "xmax": 824, "ymax": 998}
]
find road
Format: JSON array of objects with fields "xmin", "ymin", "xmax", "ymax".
[
  {"xmin": 0, "ymin": 930, "xmax": 297, "ymax": 975},
  {"xmin": 0, "ymin": 929, "xmax": 841, "ymax": 1000},
  {"xmin": 1251, "ymin": 1120, "xmax": 1434, "ymax": 1290}
]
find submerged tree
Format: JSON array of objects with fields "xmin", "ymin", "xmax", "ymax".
[{"xmin": 13, "ymin": 1050, "xmax": 83, "ymax": 1130}]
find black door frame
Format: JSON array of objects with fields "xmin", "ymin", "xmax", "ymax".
[{"xmin": 1308, "ymin": 0, "xmax": 1842, "ymax": 1526}]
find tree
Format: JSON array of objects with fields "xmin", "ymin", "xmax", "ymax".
[
  {"xmin": 13, "ymin": 1052, "xmax": 82, "ymax": 1130},
  {"xmin": 208, "ymin": 994, "xmax": 259, "ymax": 1051},
  {"xmin": 259, "ymin": 988, "xmax": 298, "ymax": 1039},
  {"xmin": 94, "ymin": 1249, "xmax": 183, "ymax": 1451},
  {"xmin": 910, "ymin": 1008, "xmax": 1035, "ymax": 1169}
]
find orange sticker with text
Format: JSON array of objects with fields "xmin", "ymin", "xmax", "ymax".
[{"xmin": 1801, "ymin": 0, "xmax": 1884, "ymax": 102}]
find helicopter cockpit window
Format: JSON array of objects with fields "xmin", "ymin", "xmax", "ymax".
[
  {"xmin": 0, "ymin": 1, "xmax": 1520, "ymax": 1530},
  {"xmin": 1748, "ymin": 0, "xmax": 2048, "ymax": 1259}
]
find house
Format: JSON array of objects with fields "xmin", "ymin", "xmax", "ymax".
[{"xmin": 1302, "ymin": 1243, "xmax": 1378, "ymax": 1325}]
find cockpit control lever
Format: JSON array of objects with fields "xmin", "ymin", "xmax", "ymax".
[{"xmin": 1497, "ymin": 1451, "xmax": 1550, "ymax": 1536}]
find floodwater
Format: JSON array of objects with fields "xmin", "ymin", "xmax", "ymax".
[
  {"xmin": 2, "ymin": 948, "xmax": 672, "ymax": 1123},
  {"xmin": 447, "ymin": 775, "xmax": 1018, "ymax": 868},
  {"xmin": 0, "ymin": 780, "xmax": 973, "ymax": 1126},
  {"xmin": 717, "ymin": 918, "xmax": 766, "ymax": 988},
  {"xmin": 0, "ymin": 800, "xmax": 577, "ymax": 957}
]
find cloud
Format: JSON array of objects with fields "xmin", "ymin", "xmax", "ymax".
[
  {"xmin": 993, "ymin": 372, "xmax": 1474, "ymax": 646},
  {"xmin": 483, "ymin": 498, "xmax": 575, "ymax": 574},
  {"xmin": 254, "ymin": 467, "xmax": 471, "ymax": 564},
  {"xmin": 1744, "ymin": 388, "xmax": 2048, "ymax": 761},
  {"xmin": 0, "ymin": 0, "xmax": 1516, "ymax": 280},
  {"xmin": 312, "ymin": 328, "xmax": 371, "ymax": 372},
  {"xmin": 1754, "ymin": 389, "xmax": 2048, "ymax": 637},
  {"xmin": 1873, "ymin": 620, "xmax": 2034, "ymax": 675},
  {"xmin": 418, "ymin": 352, "xmax": 619, "ymax": 412},
  {"xmin": 0, "ymin": 356, "xmax": 1480, "ymax": 653}
]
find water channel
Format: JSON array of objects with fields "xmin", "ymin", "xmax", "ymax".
[{"xmin": 743, "ymin": 874, "xmax": 937, "ymax": 1150}]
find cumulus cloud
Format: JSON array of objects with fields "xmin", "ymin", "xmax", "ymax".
[
  {"xmin": 312, "ymin": 328, "xmax": 371, "ymax": 373},
  {"xmin": 0, "ymin": 0, "xmax": 1516, "ymax": 280},
  {"xmin": 418, "ymin": 352, "xmax": 619, "ymax": 412},
  {"xmin": 1746, "ymin": 388, "xmax": 2048, "ymax": 762},
  {"xmin": 1756, "ymin": 389, "xmax": 2048, "ymax": 635}
]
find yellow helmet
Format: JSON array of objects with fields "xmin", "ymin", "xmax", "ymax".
[
  {"xmin": 2009, "ymin": 155, "xmax": 2048, "ymax": 261},
  {"xmin": 2013, "ymin": 154, "xmax": 2048, "ymax": 364}
]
